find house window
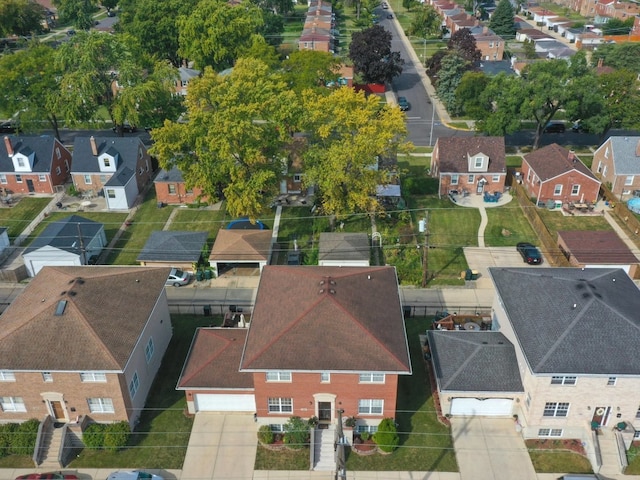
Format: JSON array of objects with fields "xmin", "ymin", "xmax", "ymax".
[
  {"xmin": 602, "ymin": 166, "xmax": 607, "ymax": 177},
  {"xmin": 269, "ymin": 424, "xmax": 285, "ymax": 432},
  {"xmin": 129, "ymin": 372, "xmax": 140, "ymax": 398},
  {"xmin": 0, "ymin": 371, "xmax": 16, "ymax": 381},
  {"xmin": 38, "ymin": 174, "xmax": 46, "ymax": 182},
  {"xmin": 359, "ymin": 373, "xmax": 385, "ymax": 383},
  {"xmin": 168, "ymin": 184, "xmax": 176, "ymax": 195},
  {"xmin": 64, "ymin": 161, "xmax": 68, "ymax": 173},
  {"xmin": 42, "ymin": 372, "xmax": 53, "ymax": 382},
  {"xmin": 357, "ymin": 425, "xmax": 378, "ymax": 433},
  {"xmin": 139, "ymin": 167, "xmax": 143, "ymax": 175},
  {"xmin": 293, "ymin": 174, "xmax": 302, "ymax": 182},
  {"xmin": 571, "ymin": 185, "xmax": 580, "ymax": 195},
  {"xmin": 268, "ymin": 397, "xmax": 293, "ymax": 413},
  {"xmin": 554, "ymin": 184, "xmax": 562, "ymax": 195},
  {"xmin": 0, "ymin": 174, "xmax": 6, "ymax": 184},
  {"xmin": 17, "ymin": 158, "xmax": 25, "ymax": 168},
  {"xmin": 104, "ymin": 158, "xmax": 111, "ymax": 167},
  {"xmin": 543, "ymin": 402, "xmax": 569, "ymax": 417},
  {"xmin": 107, "ymin": 189, "xmax": 116, "ymax": 199},
  {"xmin": 320, "ymin": 372, "xmax": 330, "ymax": 383},
  {"xmin": 635, "ymin": 431, "xmax": 640, "ymax": 439},
  {"xmin": 55, "ymin": 147, "xmax": 61, "ymax": 159},
  {"xmin": 489, "ymin": 41, "xmax": 494, "ymax": 47},
  {"xmin": 474, "ymin": 157, "xmax": 483, "ymax": 168},
  {"xmin": 451, "ymin": 174, "xmax": 459, "ymax": 185},
  {"xmin": 625, "ymin": 176, "xmax": 634, "ymax": 186},
  {"xmin": 527, "ymin": 170, "xmax": 531, "ymax": 182},
  {"xmin": 144, "ymin": 337, "xmax": 154, "ymax": 363},
  {"xmin": 607, "ymin": 377, "xmax": 616, "ymax": 386},
  {"xmin": 87, "ymin": 398, "xmax": 115, "ymax": 413},
  {"xmin": 266, "ymin": 371, "xmax": 292, "ymax": 382},
  {"xmin": 551, "ymin": 376, "xmax": 576, "ymax": 385},
  {"xmin": 605, "ymin": 147, "xmax": 609, "ymax": 159},
  {"xmin": 84, "ymin": 175, "xmax": 92, "ymax": 184},
  {"xmin": 16, "ymin": 175, "xmax": 22, "ymax": 183},
  {"xmin": 538, "ymin": 428, "xmax": 563, "ymax": 438},
  {"xmin": 358, "ymin": 399, "xmax": 383, "ymax": 415},
  {"xmin": 468, "ymin": 175, "xmax": 475, "ymax": 183},
  {"xmin": 597, "ymin": 161, "xmax": 603, "ymax": 173},
  {"xmin": 0, "ymin": 397, "xmax": 26, "ymax": 412},
  {"xmin": 80, "ymin": 372, "xmax": 107, "ymax": 382},
  {"xmin": 492, "ymin": 175, "xmax": 500, "ymax": 182},
  {"xmin": 100, "ymin": 175, "xmax": 107, "ymax": 183},
  {"xmin": 525, "ymin": 392, "xmax": 531, "ymax": 409}
]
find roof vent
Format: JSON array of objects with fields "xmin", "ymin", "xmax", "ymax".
[
  {"xmin": 367, "ymin": 275, "xmax": 371, "ymax": 280},
  {"xmin": 498, "ymin": 341, "xmax": 504, "ymax": 345},
  {"xmin": 54, "ymin": 300, "xmax": 67, "ymax": 316},
  {"xmin": 329, "ymin": 289, "xmax": 336, "ymax": 295},
  {"xmin": 572, "ymin": 303, "xmax": 577, "ymax": 309},
  {"xmin": 319, "ymin": 289, "xmax": 324, "ymax": 294}
]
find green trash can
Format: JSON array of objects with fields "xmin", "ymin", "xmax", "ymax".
[
  {"xmin": 465, "ymin": 269, "xmax": 472, "ymax": 281},
  {"xmin": 196, "ymin": 270, "xmax": 204, "ymax": 281},
  {"xmin": 470, "ymin": 270, "xmax": 480, "ymax": 280},
  {"xmin": 204, "ymin": 269, "xmax": 213, "ymax": 280}
]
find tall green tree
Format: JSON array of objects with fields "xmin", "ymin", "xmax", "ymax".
[
  {"xmin": 598, "ymin": 69, "xmax": 640, "ymax": 132},
  {"xmin": 591, "ymin": 43, "xmax": 640, "ymax": 73},
  {"xmin": 349, "ymin": 25, "xmax": 404, "ymax": 84},
  {"xmin": 408, "ymin": 4, "xmax": 442, "ymax": 38},
  {"xmin": 300, "ymin": 87, "xmax": 410, "ymax": 217},
  {"xmin": 150, "ymin": 59, "xmax": 295, "ymax": 219},
  {"xmin": 177, "ymin": 0, "xmax": 264, "ymax": 70},
  {"xmin": 488, "ymin": 0, "xmax": 515, "ymax": 37},
  {"xmin": 282, "ymin": 50, "xmax": 341, "ymax": 92},
  {"xmin": 436, "ymin": 54, "xmax": 468, "ymax": 116},
  {"xmin": 101, "ymin": 0, "xmax": 118, "ymax": 12},
  {"xmin": 455, "ymin": 71, "xmax": 490, "ymax": 118},
  {"xmin": 0, "ymin": 0, "xmax": 45, "ymax": 36},
  {"xmin": 53, "ymin": 0, "xmax": 99, "ymax": 30},
  {"xmin": 601, "ymin": 17, "xmax": 634, "ymax": 35},
  {"xmin": 447, "ymin": 28, "xmax": 481, "ymax": 65},
  {"xmin": 238, "ymin": 34, "xmax": 281, "ymax": 70}
]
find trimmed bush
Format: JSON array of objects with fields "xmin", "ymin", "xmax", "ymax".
[
  {"xmin": 373, "ymin": 418, "xmax": 399, "ymax": 453},
  {"xmin": 9, "ymin": 419, "xmax": 39, "ymax": 456},
  {"xmin": 258, "ymin": 425, "xmax": 274, "ymax": 444},
  {"xmin": 0, "ymin": 423, "xmax": 18, "ymax": 457},
  {"xmin": 283, "ymin": 416, "xmax": 310, "ymax": 450},
  {"xmin": 360, "ymin": 431, "xmax": 370, "ymax": 442},
  {"xmin": 82, "ymin": 423, "xmax": 105, "ymax": 450},
  {"xmin": 103, "ymin": 422, "xmax": 130, "ymax": 452}
]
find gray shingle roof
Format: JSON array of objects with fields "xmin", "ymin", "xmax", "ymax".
[
  {"xmin": 0, "ymin": 135, "xmax": 60, "ymax": 173},
  {"xmin": 72, "ymin": 136, "xmax": 144, "ymax": 174},
  {"xmin": 427, "ymin": 331, "xmax": 524, "ymax": 392},
  {"xmin": 489, "ymin": 267, "xmax": 640, "ymax": 375},
  {"xmin": 24, "ymin": 215, "xmax": 104, "ymax": 255},
  {"xmin": 137, "ymin": 231, "xmax": 208, "ymax": 263},
  {"xmin": 606, "ymin": 136, "xmax": 640, "ymax": 175},
  {"xmin": 319, "ymin": 232, "xmax": 370, "ymax": 262},
  {"xmin": 155, "ymin": 167, "xmax": 185, "ymax": 184}
]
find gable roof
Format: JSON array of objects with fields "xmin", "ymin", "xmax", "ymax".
[
  {"xmin": 0, "ymin": 135, "xmax": 62, "ymax": 173},
  {"xmin": 24, "ymin": 215, "xmax": 103, "ymax": 255},
  {"xmin": 240, "ymin": 266, "xmax": 411, "ymax": 373},
  {"xmin": 209, "ymin": 230, "xmax": 271, "ymax": 263},
  {"xmin": 155, "ymin": 166, "xmax": 185, "ymax": 184},
  {"xmin": 71, "ymin": 136, "xmax": 145, "ymax": 174},
  {"xmin": 604, "ymin": 136, "xmax": 640, "ymax": 175},
  {"xmin": 137, "ymin": 230, "xmax": 208, "ymax": 263},
  {"xmin": 319, "ymin": 232, "xmax": 370, "ymax": 263},
  {"xmin": 557, "ymin": 230, "xmax": 638, "ymax": 265},
  {"xmin": 0, "ymin": 266, "xmax": 170, "ymax": 371},
  {"xmin": 177, "ymin": 328, "xmax": 253, "ymax": 390},
  {"xmin": 489, "ymin": 267, "xmax": 640, "ymax": 375},
  {"xmin": 524, "ymin": 144, "xmax": 598, "ymax": 183},
  {"xmin": 435, "ymin": 137, "xmax": 506, "ymax": 173},
  {"xmin": 428, "ymin": 331, "xmax": 524, "ymax": 392}
]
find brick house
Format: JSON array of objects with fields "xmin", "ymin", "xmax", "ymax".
[
  {"xmin": 0, "ymin": 266, "xmax": 172, "ymax": 428},
  {"xmin": 71, "ymin": 136, "xmax": 153, "ymax": 210},
  {"xmin": 178, "ymin": 266, "xmax": 411, "ymax": 433},
  {"xmin": 154, "ymin": 166, "xmax": 207, "ymax": 205},
  {"xmin": 473, "ymin": 32, "xmax": 505, "ymax": 61},
  {"xmin": 591, "ymin": 136, "xmax": 640, "ymax": 200},
  {"xmin": 431, "ymin": 137, "xmax": 506, "ymax": 197},
  {"xmin": 522, "ymin": 144, "xmax": 600, "ymax": 206},
  {"xmin": 0, "ymin": 135, "xmax": 71, "ymax": 194}
]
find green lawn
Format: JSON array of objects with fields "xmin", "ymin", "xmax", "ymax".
[
  {"xmin": 506, "ymin": 155, "xmax": 523, "ymax": 168},
  {"xmin": 69, "ymin": 314, "xmax": 218, "ymax": 469},
  {"xmin": 255, "ymin": 444, "xmax": 310, "ymax": 470},
  {"xmin": 485, "ymin": 199, "xmax": 539, "ymax": 246},
  {"xmin": 536, "ymin": 209, "xmax": 612, "ymax": 238},
  {"xmin": 398, "ymin": 154, "xmax": 430, "ymax": 177},
  {"xmin": 168, "ymin": 208, "xmax": 228, "ymax": 239},
  {"xmin": 0, "ymin": 197, "xmax": 51, "ymax": 241},
  {"xmin": 625, "ymin": 443, "xmax": 640, "ymax": 474},
  {"xmin": 527, "ymin": 450, "xmax": 593, "ymax": 474},
  {"xmin": 107, "ymin": 190, "xmax": 175, "ymax": 265}
]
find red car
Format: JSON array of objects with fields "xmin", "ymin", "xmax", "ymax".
[{"xmin": 16, "ymin": 474, "xmax": 79, "ymax": 480}]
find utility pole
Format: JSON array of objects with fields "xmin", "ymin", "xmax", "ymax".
[
  {"xmin": 421, "ymin": 213, "xmax": 429, "ymax": 287},
  {"xmin": 76, "ymin": 222, "xmax": 87, "ymax": 265},
  {"xmin": 335, "ymin": 409, "xmax": 347, "ymax": 480}
]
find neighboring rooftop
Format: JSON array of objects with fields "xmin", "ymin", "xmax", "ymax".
[
  {"xmin": 435, "ymin": 137, "xmax": 506, "ymax": 173},
  {"xmin": 489, "ymin": 267, "xmax": 640, "ymax": 375},
  {"xmin": 137, "ymin": 230, "xmax": 208, "ymax": 263},
  {"xmin": 24, "ymin": 215, "xmax": 103, "ymax": 255},
  {"xmin": 0, "ymin": 135, "xmax": 60, "ymax": 173},
  {"xmin": 71, "ymin": 136, "xmax": 145, "ymax": 173},
  {"xmin": 209, "ymin": 230, "xmax": 271, "ymax": 263},
  {"xmin": 558, "ymin": 230, "xmax": 638, "ymax": 265},
  {"xmin": 605, "ymin": 136, "xmax": 640, "ymax": 174},
  {"xmin": 318, "ymin": 232, "xmax": 370, "ymax": 263},
  {"xmin": 524, "ymin": 144, "xmax": 597, "ymax": 182}
]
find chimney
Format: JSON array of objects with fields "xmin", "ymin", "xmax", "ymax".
[
  {"xmin": 568, "ymin": 150, "xmax": 576, "ymax": 163},
  {"xmin": 3, "ymin": 136, "xmax": 13, "ymax": 157},
  {"xmin": 90, "ymin": 136, "xmax": 98, "ymax": 156}
]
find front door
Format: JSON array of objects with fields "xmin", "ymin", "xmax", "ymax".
[
  {"xmin": 50, "ymin": 401, "xmax": 65, "ymax": 420},
  {"xmin": 26, "ymin": 179, "xmax": 35, "ymax": 193},
  {"xmin": 592, "ymin": 406, "xmax": 610, "ymax": 427},
  {"xmin": 318, "ymin": 402, "xmax": 332, "ymax": 423},
  {"xmin": 477, "ymin": 180, "xmax": 485, "ymax": 194}
]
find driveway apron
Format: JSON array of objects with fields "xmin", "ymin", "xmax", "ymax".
[{"xmin": 450, "ymin": 417, "xmax": 537, "ymax": 480}]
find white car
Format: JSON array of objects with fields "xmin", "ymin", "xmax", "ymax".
[
  {"xmin": 106, "ymin": 472, "xmax": 163, "ymax": 480},
  {"xmin": 165, "ymin": 267, "xmax": 191, "ymax": 287}
]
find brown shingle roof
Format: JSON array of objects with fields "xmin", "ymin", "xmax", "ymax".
[
  {"xmin": 435, "ymin": 137, "xmax": 506, "ymax": 173},
  {"xmin": 524, "ymin": 143, "xmax": 599, "ymax": 183},
  {"xmin": 558, "ymin": 230, "xmax": 638, "ymax": 264},
  {"xmin": 240, "ymin": 266, "xmax": 411, "ymax": 373},
  {"xmin": 0, "ymin": 266, "xmax": 170, "ymax": 371},
  {"xmin": 209, "ymin": 230, "xmax": 272, "ymax": 262},
  {"xmin": 177, "ymin": 328, "xmax": 254, "ymax": 390}
]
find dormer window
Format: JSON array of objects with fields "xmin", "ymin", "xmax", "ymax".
[
  {"xmin": 104, "ymin": 158, "xmax": 110, "ymax": 167},
  {"xmin": 17, "ymin": 158, "xmax": 25, "ymax": 168},
  {"xmin": 474, "ymin": 157, "xmax": 483, "ymax": 168}
]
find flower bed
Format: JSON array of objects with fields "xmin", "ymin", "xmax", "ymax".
[
  {"xmin": 352, "ymin": 438, "xmax": 378, "ymax": 456},
  {"xmin": 525, "ymin": 438, "xmax": 587, "ymax": 455}
]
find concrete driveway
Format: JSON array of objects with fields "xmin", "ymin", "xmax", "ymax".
[
  {"xmin": 450, "ymin": 417, "xmax": 537, "ymax": 480},
  {"xmin": 464, "ymin": 247, "xmax": 545, "ymax": 288}
]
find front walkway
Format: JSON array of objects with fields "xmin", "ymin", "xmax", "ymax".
[{"xmin": 448, "ymin": 191, "xmax": 513, "ymax": 248}]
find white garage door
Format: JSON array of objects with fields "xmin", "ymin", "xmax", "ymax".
[
  {"xmin": 194, "ymin": 394, "xmax": 256, "ymax": 412},
  {"xmin": 28, "ymin": 259, "xmax": 80, "ymax": 277},
  {"xmin": 450, "ymin": 398, "xmax": 513, "ymax": 416}
]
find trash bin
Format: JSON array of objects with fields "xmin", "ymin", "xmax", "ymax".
[
  {"xmin": 403, "ymin": 306, "xmax": 412, "ymax": 318},
  {"xmin": 204, "ymin": 269, "xmax": 213, "ymax": 280},
  {"xmin": 470, "ymin": 270, "xmax": 480, "ymax": 280},
  {"xmin": 465, "ymin": 269, "xmax": 472, "ymax": 281},
  {"xmin": 157, "ymin": 201, "xmax": 164, "ymax": 208},
  {"xmin": 203, "ymin": 305, "xmax": 211, "ymax": 316}
]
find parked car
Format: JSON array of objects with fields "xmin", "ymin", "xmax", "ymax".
[
  {"xmin": 543, "ymin": 122, "xmax": 565, "ymax": 133},
  {"xmin": 0, "ymin": 121, "xmax": 20, "ymax": 133},
  {"xmin": 112, "ymin": 122, "xmax": 137, "ymax": 133},
  {"xmin": 106, "ymin": 472, "xmax": 163, "ymax": 480},
  {"xmin": 397, "ymin": 96, "xmax": 410, "ymax": 111},
  {"xmin": 516, "ymin": 242, "xmax": 543, "ymax": 265},
  {"xmin": 165, "ymin": 268, "xmax": 191, "ymax": 287},
  {"xmin": 16, "ymin": 474, "xmax": 78, "ymax": 480},
  {"xmin": 107, "ymin": 10, "xmax": 116, "ymax": 16}
]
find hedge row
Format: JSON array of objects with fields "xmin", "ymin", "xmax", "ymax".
[
  {"xmin": 83, "ymin": 422, "xmax": 131, "ymax": 452},
  {"xmin": 0, "ymin": 419, "xmax": 40, "ymax": 457}
]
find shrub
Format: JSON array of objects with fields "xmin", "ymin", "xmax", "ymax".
[
  {"xmin": 82, "ymin": 423, "xmax": 105, "ymax": 450},
  {"xmin": 344, "ymin": 416, "xmax": 357, "ymax": 428},
  {"xmin": 283, "ymin": 416, "xmax": 309, "ymax": 450},
  {"xmin": 0, "ymin": 423, "xmax": 18, "ymax": 457},
  {"xmin": 103, "ymin": 422, "xmax": 130, "ymax": 452},
  {"xmin": 373, "ymin": 418, "xmax": 399, "ymax": 453},
  {"xmin": 258, "ymin": 425, "xmax": 274, "ymax": 444},
  {"xmin": 360, "ymin": 431, "xmax": 370, "ymax": 442},
  {"xmin": 9, "ymin": 419, "xmax": 39, "ymax": 456},
  {"xmin": 67, "ymin": 184, "xmax": 79, "ymax": 197}
]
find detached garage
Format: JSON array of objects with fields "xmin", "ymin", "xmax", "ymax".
[
  {"xmin": 427, "ymin": 330, "xmax": 524, "ymax": 417},
  {"xmin": 177, "ymin": 327, "xmax": 255, "ymax": 415}
]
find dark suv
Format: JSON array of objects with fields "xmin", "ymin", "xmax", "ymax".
[
  {"xmin": 543, "ymin": 122, "xmax": 565, "ymax": 133},
  {"xmin": 517, "ymin": 242, "xmax": 542, "ymax": 265}
]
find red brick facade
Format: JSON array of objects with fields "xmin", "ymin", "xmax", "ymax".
[{"xmin": 154, "ymin": 180, "xmax": 207, "ymax": 205}]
